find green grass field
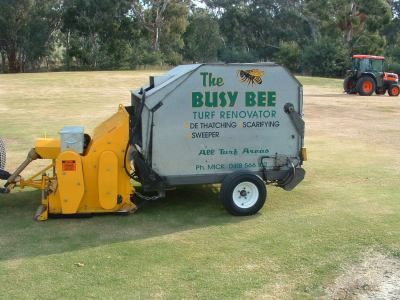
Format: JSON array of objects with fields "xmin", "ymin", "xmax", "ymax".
[{"xmin": 0, "ymin": 71, "xmax": 399, "ymax": 299}]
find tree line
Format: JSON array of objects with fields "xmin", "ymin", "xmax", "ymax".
[{"xmin": 0, "ymin": 0, "xmax": 399, "ymax": 77}]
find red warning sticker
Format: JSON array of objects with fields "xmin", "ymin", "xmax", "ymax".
[{"xmin": 62, "ymin": 160, "xmax": 76, "ymax": 171}]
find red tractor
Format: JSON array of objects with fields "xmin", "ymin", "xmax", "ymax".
[{"xmin": 344, "ymin": 55, "xmax": 400, "ymax": 96}]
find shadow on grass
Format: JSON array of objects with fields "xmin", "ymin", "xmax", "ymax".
[{"xmin": 0, "ymin": 185, "xmax": 250, "ymax": 261}]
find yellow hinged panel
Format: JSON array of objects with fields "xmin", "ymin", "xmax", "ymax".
[
  {"xmin": 92, "ymin": 105, "xmax": 128, "ymax": 141},
  {"xmin": 98, "ymin": 151, "xmax": 118, "ymax": 210},
  {"xmin": 56, "ymin": 151, "xmax": 84, "ymax": 214},
  {"xmin": 35, "ymin": 138, "xmax": 61, "ymax": 159}
]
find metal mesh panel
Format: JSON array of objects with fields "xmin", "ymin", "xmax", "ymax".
[{"xmin": 0, "ymin": 137, "xmax": 6, "ymax": 170}]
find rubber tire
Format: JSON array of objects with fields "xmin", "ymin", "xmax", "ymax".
[
  {"xmin": 388, "ymin": 84, "xmax": 400, "ymax": 97},
  {"xmin": 0, "ymin": 137, "xmax": 5, "ymax": 170},
  {"xmin": 220, "ymin": 171, "xmax": 266, "ymax": 216},
  {"xmin": 343, "ymin": 76, "xmax": 356, "ymax": 94},
  {"xmin": 356, "ymin": 77, "xmax": 375, "ymax": 96}
]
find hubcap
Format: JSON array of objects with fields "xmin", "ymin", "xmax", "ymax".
[
  {"xmin": 232, "ymin": 181, "xmax": 259, "ymax": 209},
  {"xmin": 363, "ymin": 81, "xmax": 373, "ymax": 92}
]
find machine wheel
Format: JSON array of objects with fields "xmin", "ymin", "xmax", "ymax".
[
  {"xmin": 343, "ymin": 76, "xmax": 356, "ymax": 94},
  {"xmin": 356, "ymin": 77, "xmax": 375, "ymax": 96},
  {"xmin": 220, "ymin": 171, "xmax": 266, "ymax": 216},
  {"xmin": 388, "ymin": 85, "xmax": 400, "ymax": 96},
  {"xmin": 0, "ymin": 137, "xmax": 6, "ymax": 170}
]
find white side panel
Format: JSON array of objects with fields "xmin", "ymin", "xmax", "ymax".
[{"xmin": 143, "ymin": 64, "xmax": 303, "ymax": 177}]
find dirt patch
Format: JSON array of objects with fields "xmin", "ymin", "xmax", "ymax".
[
  {"xmin": 326, "ymin": 251, "xmax": 400, "ymax": 299},
  {"xmin": 304, "ymin": 86, "xmax": 400, "ymax": 150}
]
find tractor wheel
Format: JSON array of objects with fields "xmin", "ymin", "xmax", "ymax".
[
  {"xmin": 0, "ymin": 137, "xmax": 6, "ymax": 170},
  {"xmin": 356, "ymin": 77, "xmax": 375, "ymax": 96},
  {"xmin": 220, "ymin": 171, "xmax": 266, "ymax": 216},
  {"xmin": 343, "ymin": 76, "xmax": 356, "ymax": 94},
  {"xmin": 388, "ymin": 85, "xmax": 400, "ymax": 97}
]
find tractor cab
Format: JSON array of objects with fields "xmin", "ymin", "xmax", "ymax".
[
  {"xmin": 344, "ymin": 54, "xmax": 399, "ymax": 96},
  {"xmin": 352, "ymin": 55, "xmax": 384, "ymax": 74}
]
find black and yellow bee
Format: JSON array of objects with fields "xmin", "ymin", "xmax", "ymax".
[{"xmin": 237, "ymin": 69, "xmax": 264, "ymax": 85}]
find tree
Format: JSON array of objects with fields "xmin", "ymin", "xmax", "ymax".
[
  {"xmin": 302, "ymin": 37, "xmax": 349, "ymax": 77},
  {"xmin": 0, "ymin": 0, "xmax": 61, "ymax": 73},
  {"xmin": 1, "ymin": 0, "xmax": 398, "ymax": 74},
  {"xmin": 0, "ymin": 0, "xmax": 32, "ymax": 72},
  {"xmin": 274, "ymin": 42, "xmax": 301, "ymax": 73},
  {"xmin": 62, "ymin": 0, "xmax": 139, "ymax": 69},
  {"xmin": 159, "ymin": 0, "xmax": 190, "ymax": 64},
  {"xmin": 204, "ymin": 0, "xmax": 312, "ymax": 61},
  {"xmin": 131, "ymin": 0, "xmax": 190, "ymax": 55},
  {"xmin": 338, "ymin": 0, "xmax": 390, "ymax": 53},
  {"xmin": 131, "ymin": 0, "xmax": 169, "ymax": 52},
  {"xmin": 183, "ymin": 9, "xmax": 222, "ymax": 62}
]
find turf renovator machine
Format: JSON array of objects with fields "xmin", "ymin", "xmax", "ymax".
[{"xmin": 0, "ymin": 63, "xmax": 306, "ymax": 221}]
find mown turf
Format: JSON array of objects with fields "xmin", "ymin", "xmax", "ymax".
[
  {"xmin": 0, "ymin": 71, "xmax": 399, "ymax": 299},
  {"xmin": 297, "ymin": 75, "xmax": 343, "ymax": 88}
]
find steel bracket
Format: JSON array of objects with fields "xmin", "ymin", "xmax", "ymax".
[{"xmin": 284, "ymin": 103, "xmax": 305, "ymax": 137}]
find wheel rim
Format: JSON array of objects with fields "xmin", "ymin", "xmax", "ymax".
[
  {"xmin": 232, "ymin": 181, "xmax": 259, "ymax": 209},
  {"xmin": 363, "ymin": 81, "xmax": 373, "ymax": 93},
  {"xmin": 392, "ymin": 86, "xmax": 399, "ymax": 96}
]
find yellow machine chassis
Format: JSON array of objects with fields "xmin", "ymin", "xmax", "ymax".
[{"xmin": 6, "ymin": 105, "xmax": 136, "ymax": 221}]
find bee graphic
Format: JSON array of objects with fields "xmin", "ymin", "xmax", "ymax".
[{"xmin": 237, "ymin": 69, "xmax": 265, "ymax": 85}]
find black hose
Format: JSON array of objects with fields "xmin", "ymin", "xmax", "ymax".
[{"xmin": 124, "ymin": 90, "xmax": 146, "ymax": 179}]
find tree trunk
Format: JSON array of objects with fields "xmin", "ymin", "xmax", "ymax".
[
  {"xmin": 1, "ymin": 52, "xmax": 6, "ymax": 73},
  {"xmin": 7, "ymin": 47, "xmax": 18, "ymax": 73},
  {"xmin": 154, "ymin": 26, "xmax": 160, "ymax": 51},
  {"xmin": 346, "ymin": 2, "xmax": 358, "ymax": 43},
  {"xmin": 19, "ymin": 49, "xmax": 23, "ymax": 72},
  {"xmin": 152, "ymin": 0, "xmax": 169, "ymax": 52}
]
